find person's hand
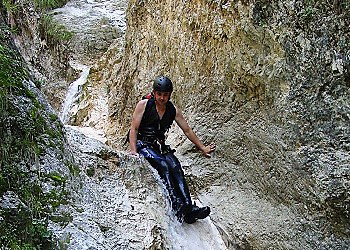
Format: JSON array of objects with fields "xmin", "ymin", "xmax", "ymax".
[
  {"xmin": 129, "ymin": 151, "xmax": 139, "ymax": 157},
  {"xmin": 202, "ymin": 143, "xmax": 216, "ymax": 157}
]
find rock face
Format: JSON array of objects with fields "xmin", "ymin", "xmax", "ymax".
[
  {"xmin": 52, "ymin": 126, "xmax": 228, "ymax": 250},
  {"xmin": 4, "ymin": 0, "xmax": 74, "ymax": 112},
  {"xmin": 2, "ymin": 1, "xmax": 231, "ymax": 248},
  {"xmin": 5, "ymin": 0, "xmax": 128, "ymax": 125},
  {"xmin": 2, "ymin": 0, "xmax": 350, "ymax": 249},
  {"xmin": 51, "ymin": 0, "xmax": 127, "ymax": 63},
  {"xmin": 105, "ymin": 0, "xmax": 350, "ymax": 248},
  {"xmin": 0, "ymin": 18, "xmax": 74, "ymax": 248},
  {"xmin": 52, "ymin": 0, "xmax": 128, "ymax": 130}
]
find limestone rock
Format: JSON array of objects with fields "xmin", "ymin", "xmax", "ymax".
[
  {"xmin": 104, "ymin": 0, "xmax": 350, "ymax": 248},
  {"xmin": 3, "ymin": 0, "xmax": 350, "ymax": 248}
]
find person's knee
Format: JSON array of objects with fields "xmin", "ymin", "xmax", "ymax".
[
  {"xmin": 165, "ymin": 154, "xmax": 181, "ymax": 168},
  {"xmin": 160, "ymin": 160, "xmax": 171, "ymax": 173},
  {"xmin": 167, "ymin": 157, "xmax": 181, "ymax": 171},
  {"xmin": 173, "ymin": 167, "xmax": 185, "ymax": 180},
  {"xmin": 148, "ymin": 158, "xmax": 170, "ymax": 173}
]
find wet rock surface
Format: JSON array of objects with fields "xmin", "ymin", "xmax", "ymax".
[
  {"xmin": 3, "ymin": 0, "xmax": 350, "ymax": 249},
  {"xmin": 105, "ymin": 0, "xmax": 350, "ymax": 248},
  {"xmin": 52, "ymin": 0, "xmax": 128, "ymax": 131},
  {"xmin": 51, "ymin": 0, "xmax": 127, "ymax": 63},
  {"xmin": 7, "ymin": 0, "xmax": 128, "ymax": 118},
  {"xmin": 50, "ymin": 126, "xmax": 229, "ymax": 249}
]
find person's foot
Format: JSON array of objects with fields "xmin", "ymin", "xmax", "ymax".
[
  {"xmin": 175, "ymin": 203, "xmax": 193, "ymax": 222},
  {"xmin": 183, "ymin": 205, "xmax": 211, "ymax": 224}
]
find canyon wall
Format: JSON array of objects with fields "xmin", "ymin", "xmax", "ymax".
[
  {"xmin": 106, "ymin": 0, "xmax": 350, "ymax": 248},
  {"xmin": 2, "ymin": 0, "xmax": 349, "ymax": 248}
]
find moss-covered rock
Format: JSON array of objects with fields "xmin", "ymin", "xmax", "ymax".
[{"xmin": 0, "ymin": 17, "xmax": 72, "ymax": 249}]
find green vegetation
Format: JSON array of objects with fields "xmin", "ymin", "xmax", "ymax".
[
  {"xmin": 49, "ymin": 113, "xmax": 59, "ymax": 122},
  {"xmin": 32, "ymin": 0, "xmax": 68, "ymax": 10},
  {"xmin": 0, "ymin": 24, "xmax": 69, "ymax": 249},
  {"xmin": 301, "ymin": 0, "xmax": 350, "ymax": 16},
  {"xmin": 339, "ymin": 0, "xmax": 350, "ymax": 16},
  {"xmin": 0, "ymin": 44, "xmax": 28, "ymax": 90},
  {"xmin": 67, "ymin": 161, "xmax": 80, "ymax": 176},
  {"xmin": 300, "ymin": 6, "xmax": 317, "ymax": 21},
  {"xmin": 86, "ymin": 167, "xmax": 95, "ymax": 177},
  {"xmin": 34, "ymin": 79, "xmax": 44, "ymax": 89},
  {"xmin": 47, "ymin": 173, "xmax": 67, "ymax": 185},
  {"xmin": 40, "ymin": 14, "xmax": 73, "ymax": 43},
  {"xmin": 3, "ymin": 0, "xmax": 19, "ymax": 13}
]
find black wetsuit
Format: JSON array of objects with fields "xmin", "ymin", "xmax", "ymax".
[{"xmin": 136, "ymin": 98, "xmax": 192, "ymax": 214}]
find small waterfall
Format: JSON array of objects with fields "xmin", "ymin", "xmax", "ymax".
[
  {"xmin": 148, "ymin": 166, "xmax": 228, "ymax": 250},
  {"xmin": 167, "ymin": 200, "xmax": 228, "ymax": 250},
  {"xmin": 50, "ymin": 0, "xmax": 230, "ymax": 248},
  {"xmin": 60, "ymin": 62, "xmax": 90, "ymax": 124}
]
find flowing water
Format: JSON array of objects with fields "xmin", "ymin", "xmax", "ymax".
[
  {"xmin": 52, "ymin": 0, "xmax": 127, "ymax": 32},
  {"xmin": 60, "ymin": 62, "xmax": 90, "ymax": 124},
  {"xmin": 149, "ymin": 167, "xmax": 229, "ymax": 250},
  {"xmin": 56, "ymin": 0, "xmax": 229, "ymax": 248},
  {"xmin": 167, "ymin": 203, "xmax": 228, "ymax": 250}
]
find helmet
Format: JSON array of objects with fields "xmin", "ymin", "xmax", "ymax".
[{"xmin": 153, "ymin": 76, "xmax": 173, "ymax": 92}]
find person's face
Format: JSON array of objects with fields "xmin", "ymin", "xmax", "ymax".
[{"xmin": 153, "ymin": 91, "xmax": 171, "ymax": 105}]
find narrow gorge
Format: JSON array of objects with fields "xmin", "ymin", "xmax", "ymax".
[{"xmin": 0, "ymin": 0, "xmax": 349, "ymax": 249}]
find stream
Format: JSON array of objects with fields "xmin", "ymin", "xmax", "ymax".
[
  {"xmin": 53, "ymin": 0, "xmax": 230, "ymax": 249},
  {"xmin": 60, "ymin": 62, "xmax": 90, "ymax": 125}
]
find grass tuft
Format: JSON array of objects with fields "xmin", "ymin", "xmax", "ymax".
[
  {"xmin": 40, "ymin": 14, "xmax": 73, "ymax": 43},
  {"xmin": 33, "ymin": 0, "xmax": 68, "ymax": 10}
]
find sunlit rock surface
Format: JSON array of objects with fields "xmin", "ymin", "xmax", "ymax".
[
  {"xmin": 51, "ymin": 126, "xmax": 229, "ymax": 249},
  {"xmin": 3, "ymin": 0, "xmax": 350, "ymax": 249},
  {"xmin": 103, "ymin": 0, "xmax": 350, "ymax": 248}
]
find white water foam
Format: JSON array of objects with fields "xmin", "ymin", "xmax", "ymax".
[
  {"xmin": 52, "ymin": 0, "xmax": 127, "ymax": 32},
  {"xmin": 60, "ymin": 62, "xmax": 90, "ymax": 124},
  {"xmin": 147, "ymin": 164, "xmax": 228, "ymax": 250},
  {"xmin": 167, "ymin": 200, "xmax": 228, "ymax": 250}
]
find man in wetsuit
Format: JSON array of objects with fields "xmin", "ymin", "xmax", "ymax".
[{"xmin": 129, "ymin": 76, "xmax": 216, "ymax": 223}]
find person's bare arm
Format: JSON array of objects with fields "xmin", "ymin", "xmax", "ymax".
[
  {"xmin": 175, "ymin": 107, "xmax": 216, "ymax": 157},
  {"xmin": 129, "ymin": 99, "xmax": 147, "ymax": 155}
]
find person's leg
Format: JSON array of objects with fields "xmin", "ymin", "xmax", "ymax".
[
  {"xmin": 164, "ymin": 152, "xmax": 211, "ymax": 223},
  {"xmin": 163, "ymin": 153, "xmax": 192, "ymax": 206},
  {"xmin": 137, "ymin": 142, "xmax": 181, "ymax": 212}
]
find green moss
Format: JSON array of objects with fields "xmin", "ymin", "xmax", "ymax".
[
  {"xmin": 301, "ymin": 6, "xmax": 317, "ymax": 21},
  {"xmin": 47, "ymin": 172, "xmax": 66, "ymax": 185},
  {"xmin": 0, "ymin": 43, "xmax": 27, "ymax": 90},
  {"xmin": 3, "ymin": 0, "xmax": 19, "ymax": 13},
  {"xmin": 0, "ymin": 163, "xmax": 55, "ymax": 249},
  {"xmin": 33, "ymin": 79, "xmax": 43, "ymax": 89},
  {"xmin": 50, "ymin": 212, "xmax": 73, "ymax": 226},
  {"xmin": 0, "ymin": 24, "xmax": 67, "ymax": 248},
  {"xmin": 0, "ymin": 211, "xmax": 53, "ymax": 249},
  {"xmin": 67, "ymin": 161, "xmax": 80, "ymax": 176},
  {"xmin": 45, "ymin": 189, "xmax": 69, "ymax": 208},
  {"xmin": 86, "ymin": 167, "xmax": 95, "ymax": 177},
  {"xmin": 49, "ymin": 113, "xmax": 59, "ymax": 122}
]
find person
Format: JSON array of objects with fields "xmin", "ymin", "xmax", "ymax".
[{"xmin": 129, "ymin": 76, "xmax": 216, "ymax": 223}]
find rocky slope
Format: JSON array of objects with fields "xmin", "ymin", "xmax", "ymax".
[
  {"xmin": 1, "ymin": 0, "xmax": 349, "ymax": 249},
  {"xmin": 2, "ymin": 1, "xmax": 229, "ymax": 249},
  {"xmin": 0, "ymin": 15, "xmax": 73, "ymax": 248},
  {"xmin": 104, "ymin": 0, "xmax": 350, "ymax": 248}
]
